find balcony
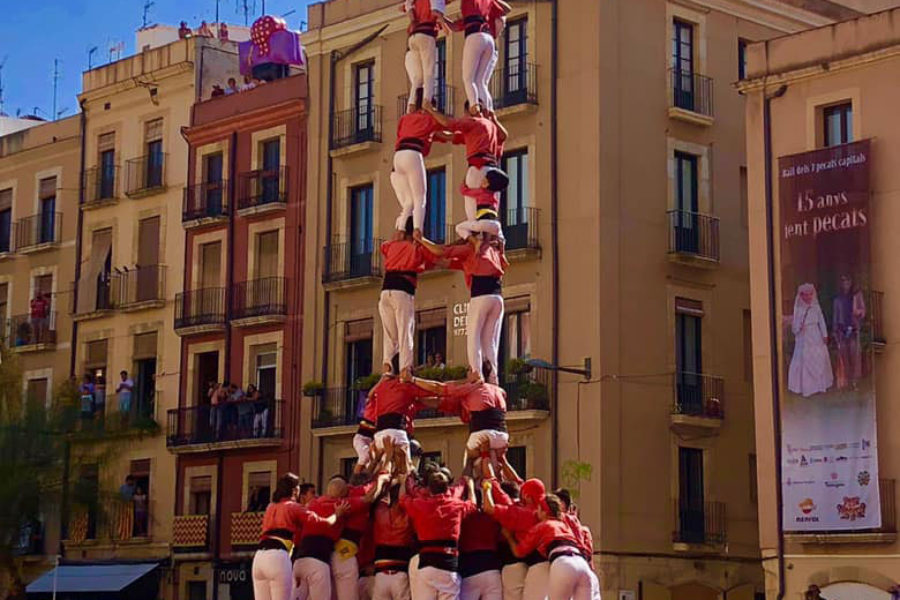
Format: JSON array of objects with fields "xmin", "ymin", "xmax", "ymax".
[
  {"xmin": 671, "ymin": 372, "xmax": 724, "ymax": 432},
  {"xmin": 312, "ymin": 372, "xmax": 550, "ymax": 430},
  {"xmin": 503, "ymin": 207, "xmax": 540, "ymax": 258},
  {"xmin": 166, "ymin": 398, "xmax": 283, "ymax": 452},
  {"xmin": 183, "ymin": 181, "xmax": 229, "ymax": 226},
  {"xmin": 331, "ymin": 106, "xmax": 382, "ymax": 155},
  {"xmin": 13, "ymin": 519, "xmax": 44, "ymax": 556},
  {"xmin": 72, "ymin": 275, "xmax": 116, "ymax": 320},
  {"xmin": 668, "ymin": 68, "xmax": 714, "ymax": 125},
  {"xmin": 231, "ymin": 277, "xmax": 287, "ymax": 327},
  {"xmin": 14, "ymin": 212, "xmax": 61, "ymax": 253},
  {"xmin": 871, "ymin": 291, "xmax": 886, "ymax": 350},
  {"xmin": 231, "ymin": 512, "xmax": 265, "ymax": 548},
  {"xmin": 83, "ymin": 165, "xmax": 120, "ymax": 207},
  {"xmin": 9, "ymin": 312, "xmax": 57, "ymax": 352},
  {"xmin": 397, "ymin": 84, "xmax": 457, "ymax": 118},
  {"xmin": 125, "ymin": 154, "xmax": 167, "ymax": 198},
  {"xmin": 237, "ymin": 166, "xmax": 288, "ymax": 215},
  {"xmin": 172, "ymin": 514, "xmax": 210, "ymax": 553},
  {"xmin": 667, "ymin": 210, "xmax": 720, "ymax": 265},
  {"xmin": 672, "ymin": 500, "xmax": 726, "ymax": 548},
  {"xmin": 322, "ymin": 239, "xmax": 384, "ymax": 290},
  {"xmin": 174, "ymin": 287, "xmax": 226, "ymax": 335},
  {"xmin": 490, "ymin": 63, "xmax": 538, "ymax": 114},
  {"xmin": 115, "ymin": 265, "xmax": 166, "ymax": 311}
]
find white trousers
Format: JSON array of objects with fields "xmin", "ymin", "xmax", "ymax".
[
  {"xmin": 501, "ymin": 563, "xmax": 528, "ymax": 600},
  {"xmin": 466, "ymin": 429, "xmax": 509, "ymax": 453},
  {"xmin": 373, "ymin": 571, "xmax": 411, "ymax": 600},
  {"xmin": 523, "ymin": 562, "xmax": 549, "ymax": 600},
  {"xmin": 333, "ymin": 551, "xmax": 361, "ymax": 600},
  {"xmin": 360, "ymin": 575, "xmax": 375, "ymax": 600},
  {"xmin": 465, "ymin": 167, "xmax": 489, "ymax": 205},
  {"xmin": 379, "ymin": 289, "xmax": 416, "ymax": 371},
  {"xmin": 456, "ymin": 218, "xmax": 503, "ymax": 242},
  {"xmin": 252, "ymin": 549, "xmax": 293, "ymax": 600},
  {"xmin": 293, "ymin": 557, "xmax": 332, "ymax": 600},
  {"xmin": 406, "ymin": 34, "xmax": 438, "ymax": 106},
  {"xmin": 392, "ymin": 150, "xmax": 428, "ymax": 232},
  {"xmin": 461, "ymin": 569, "xmax": 503, "ymax": 600},
  {"xmin": 462, "ymin": 32, "xmax": 496, "ymax": 110},
  {"xmin": 415, "ymin": 566, "xmax": 461, "ymax": 600},
  {"xmin": 353, "ymin": 433, "xmax": 373, "ymax": 466},
  {"xmin": 467, "ymin": 294, "xmax": 504, "ymax": 379},
  {"xmin": 548, "ymin": 556, "xmax": 596, "ymax": 600},
  {"xmin": 408, "ymin": 555, "xmax": 421, "ymax": 600}
]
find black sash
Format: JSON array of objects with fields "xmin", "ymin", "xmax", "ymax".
[
  {"xmin": 397, "ymin": 137, "xmax": 426, "ymax": 153},
  {"xmin": 298, "ymin": 535, "xmax": 335, "ymax": 564},
  {"xmin": 460, "ymin": 549, "xmax": 502, "ymax": 578},
  {"xmin": 374, "ymin": 545, "xmax": 414, "ymax": 573},
  {"xmin": 464, "ymin": 15, "xmax": 488, "ymax": 36},
  {"xmin": 383, "ymin": 271, "xmax": 418, "ymax": 295},
  {"xmin": 471, "ymin": 276, "xmax": 502, "ymax": 297},
  {"xmin": 376, "ymin": 412, "xmax": 407, "ymax": 431},
  {"xmin": 469, "ymin": 408, "xmax": 507, "ymax": 433}
]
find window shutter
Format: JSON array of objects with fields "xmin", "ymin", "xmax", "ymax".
[
  {"xmin": 675, "ymin": 297, "xmax": 704, "ymax": 317},
  {"xmin": 85, "ymin": 339, "xmax": 108, "ymax": 368},
  {"xmin": 248, "ymin": 471, "xmax": 271, "ymax": 488},
  {"xmin": 98, "ymin": 132, "xmax": 116, "ymax": 153},
  {"xmin": 416, "ymin": 308, "xmax": 446, "ymax": 330},
  {"xmin": 130, "ymin": 459, "xmax": 151, "ymax": 476},
  {"xmin": 144, "ymin": 118, "xmax": 163, "ymax": 143},
  {"xmin": 0, "ymin": 189, "xmax": 12, "ymax": 210},
  {"xmin": 504, "ymin": 296, "xmax": 530, "ymax": 314},
  {"xmin": 345, "ymin": 319, "xmax": 373, "ymax": 342},
  {"xmin": 39, "ymin": 177, "xmax": 57, "ymax": 200},
  {"xmin": 133, "ymin": 332, "xmax": 158, "ymax": 360},
  {"xmin": 190, "ymin": 476, "xmax": 212, "ymax": 493}
]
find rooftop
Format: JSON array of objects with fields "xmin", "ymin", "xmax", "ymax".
[{"xmin": 0, "ymin": 115, "xmax": 80, "ymax": 159}]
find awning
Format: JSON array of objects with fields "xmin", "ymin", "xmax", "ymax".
[{"xmin": 27, "ymin": 562, "xmax": 159, "ymax": 594}]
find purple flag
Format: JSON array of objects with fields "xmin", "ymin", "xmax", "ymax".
[{"xmin": 239, "ymin": 29, "xmax": 305, "ymax": 76}]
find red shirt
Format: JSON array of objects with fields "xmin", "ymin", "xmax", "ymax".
[
  {"xmin": 444, "ymin": 242, "xmax": 507, "ymax": 289},
  {"xmin": 515, "ymin": 519, "xmax": 580, "ymax": 559},
  {"xmin": 396, "ymin": 112, "xmax": 442, "ymax": 156},
  {"xmin": 561, "ymin": 513, "xmax": 592, "ymax": 557},
  {"xmin": 369, "ymin": 377, "xmax": 432, "ymax": 426},
  {"xmin": 260, "ymin": 500, "xmax": 328, "ymax": 540},
  {"xmin": 382, "ymin": 240, "xmax": 434, "ymax": 273},
  {"xmin": 490, "ymin": 503, "xmax": 538, "ymax": 541},
  {"xmin": 443, "ymin": 381, "xmax": 506, "ymax": 424},
  {"xmin": 407, "ymin": 0, "xmax": 439, "ymax": 36},
  {"xmin": 373, "ymin": 502, "xmax": 415, "ymax": 547},
  {"xmin": 460, "ymin": 183, "xmax": 499, "ymax": 212},
  {"xmin": 302, "ymin": 495, "xmax": 368, "ymax": 542},
  {"xmin": 449, "ymin": 116, "xmax": 498, "ymax": 166},
  {"xmin": 459, "ymin": 509, "xmax": 500, "ymax": 553},
  {"xmin": 401, "ymin": 492, "xmax": 476, "ymax": 543},
  {"xmin": 358, "ymin": 521, "xmax": 376, "ymax": 571},
  {"xmin": 344, "ymin": 483, "xmax": 375, "ymax": 535},
  {"xmin": 461, "ymin": 0, "xmax": 494, "ymax": 21}
]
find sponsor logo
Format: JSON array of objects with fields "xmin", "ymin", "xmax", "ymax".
[
  {"xmin": 798, "ymin": 498, "xmax": 816, "ymax": 515},
  {"xmin": 825, "ymin": 481, "xmax": 846, "ymax": 489},
  {"xmin": 858, "ymin": 471, "xmax": 871, "ymax": 486},
  {"xmin": 800, "ymin": 455, "xmax": 809, "ymax": 467},
  {"xmin": 787, "ymin": 459, "xmax": 799, "ymax": 466},
  {"xmin": 835, "ymin": 456, "xmax": 848, "ymax": 462},
  {"xmin": 830, "ymin": 472, "xmax": 839, "ymax": 480},
  {"xmin": 837, "ymin": 497, "xmax": 866, "ymax": 521}
]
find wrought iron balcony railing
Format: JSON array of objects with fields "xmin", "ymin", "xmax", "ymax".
[
  {"xmin": 115, "ymin": 264, "xmax": 166, "ymax": 308},
  {"xmin": 84, "ymin": 165, "xmax": 120, "ymax": 205},
  {"xmin": 237, "ymin": 166, "xmax": 288, "ymax": 211},
  {"xmin": 323, "ymin": 239, "xmax": 384, "ymax": 284},
  {"xmin": 125, "ymin": 153, "xmax": 167, "ymax": 196},
  {"xmin": 14, "ymin": 212, "xmax": 61, "ymax": 251},
  {"xmin": 672, "ymin": 500, "xmax": 726, "ymax": 545},
  {"xmin": 669, "ymin": 68, "xmax": 714, "ymax": 117},
  {"xmin": 232, "ymin": 277, "xmax": 287, "ymax": 320},
  {"xmin": 397, "ymin": 84, "xmax": 457, "ymax": 118},
  {"xmin": 183, "ymin": 181, "xmax": 229, "ymax": 221},
  {"xmin": 167, "ymin": 398, "xmax": 283, "ymax": 447},
  {"xmin": 174, "ymin": 287, "xmax": 226, "ymax": 330},
  {"xmin": 9, "ymin": 312, "xmax": 57, "ymax": 348},
  {"xmin": 503, "ymin": 207, "xmax": 540, "ymax": 251},
  {"xmin": 332, "ymin": 106, "xmax": 383, "ymax": 149},
  {"xmin": 667, "ymin": 210, "xmax": 720, "ymax": 262},
  {"xmin": 673, "ymin": 372, "xmax": 724, "ymax": 419},
  {"xmin": 490, "ymin": 63, "xmax": 538, "ymax": 110}
]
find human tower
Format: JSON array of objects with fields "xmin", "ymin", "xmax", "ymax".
[{"xmin": 251, "ymin": 2, "xmax": 601, "ymax": 599}]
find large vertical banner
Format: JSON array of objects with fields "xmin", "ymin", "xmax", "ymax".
[{"xmin": 778, "ymin": 140, "xmax": 880, "ymax": 531}]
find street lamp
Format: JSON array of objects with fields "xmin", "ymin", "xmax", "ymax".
[{"xmin": 525, "ymin": 357, "xmax": 592, "ymax": 381}]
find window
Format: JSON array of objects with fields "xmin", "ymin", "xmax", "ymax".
[
  {"xmin": 738, "ymin": 39, "xmax": 748, "ymax": 80},
  {"xmin": 247, "ymin": 471, "xmax": 272, "ymax": 512},
  {"xmin": 200, "ymin": 241, "xmax": 222, "ymax": 289},
  {"xmin": 340, "ymin": 458, "xmax": 356, "ymax": 482},
  {"xmin": 507, "ymin": 446, "xmax": 526, "ymax": 479},
  {"xmin": 673, "ymin": 152, "xmax": 700, "ymax": 253},
  {"xmin": 823, "ymin": 103, "xmax": 852, "ymax": 147},
  {"xmin": 502, "ymin": 18, "xmax": 528, "ymax": 102},
  {"xmin": 77, "ymin": 464, "xmax": 100, "ymax": 539},
  {"xmin": 260, "ymin": 138, "xmax": 281, "ymax": 204},
  {"xmin": 189, "ymin": 476, "xmax": 212, "ymax": 515},
  {"xmin": 195, "ymin": 351, "xmax": 219, "ymax": 406},
  {"xmin": 0, "ymin": 188, "xmax": 11, "ymax": 253},
  {"xmin": 417, "ymin": 327, "xmax": 446, "ymax": 367},
  {"xmin": 187, "ymin": 582, "xmax": 207, "ymax": 600},
  {"xmin": 255, "ymin": 345, "xmax": 277, "ymax": 399},
  {"xmin": 38, "ymin": 177, "xmax": 56, "ymax": 244},
  {"xmin": 749, "ymin": 454, "xmax": 758, "ymax": 504},
  {"xmin": 500, "ymin": 298, "xmax": 532, "ymax": 381},
  {"xmin": 130, "ymin": 459, "xmax": 151, "ymax": 537},
  {"xmin": 349, "ymin": 185, "xmax": 374, "ymax": 276},
  {"xmin": 26, "ymin": 378, "xmax": 49, "ymax": 407},
  {"xmin": 434, "ymin": 40, "xmax": 447, "ymax": 111},
  {"xmin": 144, "ymin": 118, "xmax": 164, "ymax": 188},
  {"xmin": 672, "ymin": 20, "xmax": 695, "ymax": 110},
  {"xmin": 98, "ymin": 132, "xmax": 116, "ymax": 199},
  {"xmin": 133, "ymin": 332, "xmax": 157, "ymax": 420},
  {"xmin": 675, "ymin": 298, "xmax": 703, "ymax": 413},
  {"xmin": 677, "ymin": 447, "xmax": 705, "ymax": 542},
  {"xmin": 203, "ymin": 152, "xmax": 224, "ymax": 215},
  {"xmin": 742, "ymin": 309, "xmax": 753, "ymax": 382},
  {"xmin": 345, "ymin": 338, "xmax": 373, "ymax": 390},
  {"xmin": 501, "ymin": 149, "xmax": 530, "ymax": 249},
  {"xmin": 255, "ymin": 230, "xmax": 279, "ymax": 280},
  {"xmin": 354, "ymin": 61, "xmax": 375, "ymax": 133},
  {"xmin": 424, "ymin": 169, "xmax": 446, "ymax": 242},
  {"xmin": 0, "ymin": 283, "xmax": 8, "ymax": 324}
]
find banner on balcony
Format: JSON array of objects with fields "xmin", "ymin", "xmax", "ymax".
[{"xmin": 778, "ymin": 139, "xmax": 880, "ymax": 531}]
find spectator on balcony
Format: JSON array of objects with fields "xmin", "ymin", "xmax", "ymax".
[
  {"xmin": 29, "ymin": 292, "xmax": 50, "ymax": 342},
  {"xmin": 434, "ymin": 352, "xmax": 446, "ymax": 370},
  {"xmin": 79, "ymin": 375, "xmax": 95, "ymax": 421},
  {"xmin": 178, "ymin": 21, "xmax": 191, "ymax": 38},
  {"xmin": 116, "ymin": 370, "xmax": 134, "ymax": 424},
  {"xmin": 209, "ymin": 381, "xmax": 226, "ymax": 438},
  {"xmin": 210, "ymin": 84, "xmax": 225, "ymax": 98},
  {"xmin": 225, "ymin": 77, "xmax": 239, "ymax": 96},
  {"xmin": 94, "ymin": 375, "xmax": 107, "ymax": 424},
  {"xmin": 133, "ymin": 485, "xmax": 148, "ymax": 537},
  {"xmin": 218, "ymin": 22, "xmax": 230, "ymax": 41},
  {"xmin": 240, "ymin": 75, "xmax": 257, "ymax": 92},
  {"xmin": 197, "ymin": 20, "xmax": 214, "ymax": 37},
  {"xmin": 119, "ymin": 475, "xmax": 136, "ymax": 501},
  {"xmin": 422, "ymin": 353, "xmax": 436, "ymax": 369}
]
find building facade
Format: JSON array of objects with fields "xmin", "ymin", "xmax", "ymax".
[
  {"xmin": 299, "ymin": 1, "xmax": 858, "ymax": 599},
  {"xmin": 0, "ymin": 114, "xmax": 81, "ymax": 586},
  {"xmin": 170, "ymin": 70, "xmax": 308, "ymax": 600},
  {"xmin": 61, "ymin": 36, "xmax": 242, "ymax": 595},
  {"xmin": 742, "ymin": 8, "xmax": 900, "ymax": 599}
]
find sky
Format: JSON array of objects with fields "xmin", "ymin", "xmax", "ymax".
[{"xmin": 0, "ymin": 0, "xmax": 316, "ymax": 120}]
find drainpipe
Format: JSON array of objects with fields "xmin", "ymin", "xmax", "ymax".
[
  {"xmin": 763, "ymin": 82, "xmax": 788, "ymax": 600},
  {"xmin": 70, "ymin": 100, "xmax": 87, "ymax": 378},
  {"xmin": 549, "ymin": 0, "xmax": 560, "ymax": 488}
]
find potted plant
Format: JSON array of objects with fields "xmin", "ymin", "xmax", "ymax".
[
  {"xmin": 302, "ymin": 381, "xmax": 325, "ymax": 398},
  {"xmin": 353, "ymin": 373, "xmax": 382, "ymax": 392}
]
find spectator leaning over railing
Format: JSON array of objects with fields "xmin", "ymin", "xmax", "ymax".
[{"xmin": 116, "ymin": 370, "xmax": 134, "ymax": 426}]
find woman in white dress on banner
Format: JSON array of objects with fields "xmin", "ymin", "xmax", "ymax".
[{"xmin": 788, "ymin": 283, "xmax": 834, "ymax": 397}]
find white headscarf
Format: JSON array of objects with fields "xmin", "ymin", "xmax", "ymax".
[{"xmin": 792, "ymin": 282, "xmax": 822, "ymax": 335}]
